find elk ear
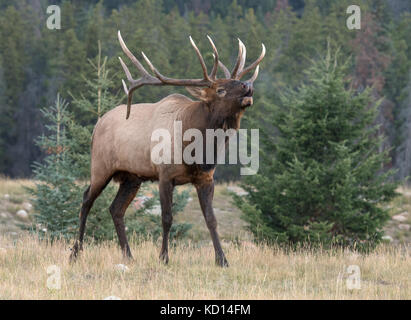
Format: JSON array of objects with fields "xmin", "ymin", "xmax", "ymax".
[{"xmin": 185, "ymin": 87, "xmax": 209, "ymax": 102}]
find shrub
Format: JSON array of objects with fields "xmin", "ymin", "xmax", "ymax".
[{"xmin": 236, "ymin": 49, "xmax": 398, "ymax": 249}]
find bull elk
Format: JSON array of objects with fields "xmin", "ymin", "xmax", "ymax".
[{"xmin": 70, "ymin": 31, "xmax": 265, "ymax": 267}]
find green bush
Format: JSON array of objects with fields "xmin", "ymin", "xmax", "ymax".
[{"xmin": 236, "ymin": 49, "xmax": 399, "ymax": 250}]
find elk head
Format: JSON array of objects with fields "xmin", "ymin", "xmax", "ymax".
[{"xmin": 118, "ymin": 31, "xmax": 265, "ymax": 119}]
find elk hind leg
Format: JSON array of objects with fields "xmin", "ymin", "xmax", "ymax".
[
  {"xmin": 110, "ymin": 174, "xmax": 141, "ymax": 259},
  {"xmin": 159, "ymin": 179, "xmax": 174, "ymax": 264}
]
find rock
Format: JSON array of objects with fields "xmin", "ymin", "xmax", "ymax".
[
  {"xmin": 104, "ymin": 296, "xmax": 121, "ymax": 300},
  {"xmin": 398, "ymin": 224, "xmax": 410, "ymax": 231},
  {"xmin": 22, "ymin": 202, "xmax": 32, "ymax": 211},
  {"xmin": 392, "ymin": 214, "xmax": 407, "ymax": 222},
  {"xmin": 115, "ymin": 264, "xmax": 129, "ymax": 273},
  {"xmin": 4, "ymin": 194, "xmax": 10, "ymax": 199},
  {"xmin": 381, "ymin": 235, "xmax": 393, "ymax": 242},
  {"xmin": 16, "ymin": 209, "xmax": 28, "ymax": 219}
]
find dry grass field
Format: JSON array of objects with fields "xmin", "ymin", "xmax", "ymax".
[
  {"xmin": 0, "ymin": 177, "xmax": 410, "ymax": 300},
  {"xmin": 0, "ymin": 235, "xmax": 409, "ymax": 300}
]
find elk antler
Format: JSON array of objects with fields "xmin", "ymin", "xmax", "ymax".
[
  {"xmin": 219, "ymin": 39, "xmax": 265, "ymax": 83},
  {"xmin": 237, "ymin": 43, "xmax": 266, "ymax": 80},
  {"xmin": 118, "ymin": 31, "xmax": 216, "ymax": 119},
  {"xmin": 207, "ymin": 35, "xmax": 220, "ymax": 80}
]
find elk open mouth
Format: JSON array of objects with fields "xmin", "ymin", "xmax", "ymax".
[
  {"xmin": 241, "ymin": 88, "xmax": 254, "ymax": 107},
  {"xmin": 241, "ymin": 96, "xmax": 253, "ymax": 107}
]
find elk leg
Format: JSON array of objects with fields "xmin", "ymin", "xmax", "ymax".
[
  {"xmin": 70, "ymin": 177, "xmax": 111, "ymax": 262},
  {"xmin": 109, "ymin": 177, "xmax": 141, "ymax": 259},
  {"xmin": 159, "ymin": 180, "xmax": 174, "ymax": 264},
  {"xmin": 196, "ymin": 181, "xmax": 229, "ymax": 267}
]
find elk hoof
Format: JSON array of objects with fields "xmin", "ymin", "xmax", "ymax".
[
  {"xmin": 70, "ymin": 245, "xmax": 78, "ymax": 263},
  {"xmin": 216, "ymin": 255, "xmax": 229, "ymax": 268},
  {"xmin": 159, "ymin": 252, "xmax": 169, "ymax": 265},
  {"xmin": 122, "ymin": 246, "xmax": 134, "ymax": 260},
  {"xmin": 69, "ymin": 242, "xmax": 82, "ymax": 263}
]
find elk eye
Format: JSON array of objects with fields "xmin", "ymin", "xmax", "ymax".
[{"xmin": 216, "ymin": 88, "xmax": 226, "ymax": 97}]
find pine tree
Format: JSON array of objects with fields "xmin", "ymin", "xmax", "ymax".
[
  {"xmin": 0, "ymin": 5, "xmax": 29, "ymax": 173},
  {"xmin": 236, "ymin": 48, "xmax": 398, "ymax": 249},
  {"xmin": 276, "ymin": 0, "xmax": 325, "ymax": 86},
  {"xmin": 0, "ymin": 55, "xmax": 7, "ymax": 171},
  {"xmin": 28, "ymin": 94, "xmax": 81, "ymax": 239},
  {"xmin": 67, "ymin": 40, "xmax": 120, "ymax": 177}
]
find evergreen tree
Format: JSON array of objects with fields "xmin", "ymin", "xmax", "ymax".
[
  {"xmin": 0, "ymin": 6, "xmax": 29, "ymax": 173},
  {"xmin": 68, "ymin": 40, "xmax": 120, "ymax": 176},
  {"xmin": 0, "ymin": 0, "xmax": 410, "ymax": 183},
  {"xmin": 276, "ymin": 0, "xmax": 325, "ymax": 86},
  {"xmin": 0, "ymin": 55, "xmax": 7, "ymax": 171},
  {"xmin": 236, "ymin": 48, "xmax": 398, "ymax": 249},
  {"xmin": 28, "ymin": 94, "xmax": 81, "ymax": 239}
]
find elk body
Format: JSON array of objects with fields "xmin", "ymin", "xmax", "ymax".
[{"xmin": 70, "ymin": 31, "xmax": 265, "ymax": 266}]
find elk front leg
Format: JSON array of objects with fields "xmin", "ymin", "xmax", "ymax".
[
  {"xmin": 196, "ymin": 181, "xmax": 229, "ymax": 267},
  {"xmin": 159, "ymin": 179, "xmax": 174, "ymax": 264}
]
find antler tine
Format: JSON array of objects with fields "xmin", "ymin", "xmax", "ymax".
[
  {"xmin": 118, "ymin": 55, "xmax": 162, "ymax": 119},
  {"xmin": 118, "ymin": 57, "xmax": 135, "ymax": 86},
  {"xmin": 118, "ymin": 31, "xmax": 163, "ymax": 119},
  {"xmin": 118, "ymin": 31, "xmax": 153, "ymax": 79},
  {"xmin": 237, "ymin": 43, "xmax": 266, "ymax": 80},
  {"xmin": 247, "ymin": 65, "xmax": 259, "ymax": 83},
  {"xmin": 230, "ymin": 39, "xmax": 243, "ymax": 79},
  {"xmin": 189, "ymin": 36, "xmax": 211, "ymax": 82},
  {"xmin": 121, "ymin": 79, "xmax": 129, "ymax": 95},
  {"xmin": 141, "ymin": 51, "xmax": 162, "ymax": 80},
  {"xmin": 236, "ymin": 40, "xmax": 247, "ymax": 79},
  {"xmin": 118, "ymin": 30, "xmax": 217, "ymax": 119},
  {"xmin": 207, "ymin": 35, "xmax": 219, "ymax": 80}
]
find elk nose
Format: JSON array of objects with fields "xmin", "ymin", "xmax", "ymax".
[{"xmin": 242, "ymin": 82, "xmax": 253, "ymax": 96}]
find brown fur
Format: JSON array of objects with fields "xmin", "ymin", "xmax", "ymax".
[{"xmin": 70, "ymin": 73, "xmax": 256, "ymax": 267}]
